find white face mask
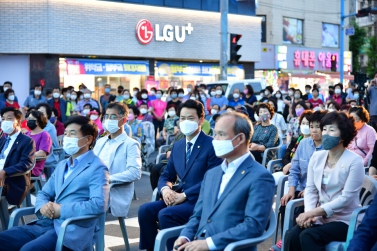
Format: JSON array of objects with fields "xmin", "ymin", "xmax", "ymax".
[
  {"xmin": 233, "ymin": 93, "xmax": 240, "ymax": 99},
  {"xmin": 80, "ymin": 95, "xmax": 84, "ymax": 100},
  {"xmin": 156, "ymin": 94, "xmax": 162, "ymax": 99},
  {"xmin": 211, "ymin": 109, "xmax": 218, "ymax": 115},
  {"xmin": 187, "ymin": 88, "xmax": 192, "ymax": 93},
  {"xmin": 190, "ymin": 97, "xmax": 196, "ymax": 100},
  {"xmin": 141, "ymin": 94, "xmax": 148, "ymax": 99},
  {"xmin": 212, "ymin": 134, "xmax": 241, "ymax": 157},
  {"xmin": 294, "ymin": 94, "xmax": 301, "ymax": 99},
  {"xmin": 103, "ymin": 118, "xmax": 122, "ymax": 134},
  {"xmin": 216, "ymin": 90, "xmax": 222, "ymax": 95},
  {"xmin": 354, "ymin": 94, "xmax": 359, "ymax": 99},
  {"xmin": 335, "ymin": 89, "xmax": 341, "ymax": 94},
  {"xmin": 276, "ymin": 94, "xmax": 281, "ymax": 98},
  {"xmin": 288, "ymin": 91, "xmax": 294, "ymax": 96},
  {"xmin": 82, "ymin": 109, "xmax": 90, "ymax": 115},
  {"xmin": 123, "ymin": 94, "xmax": 130, "ymax": 100},
  {"xmin": 264, "ymin": 91, "xmax": 270, "ymax": 96},
  {"xmin": 140, "ymin": 108, "xmax": 147, "ymax": 114},
  {"xmin": 150, "ymin": 91, "xmax": 155, "ymax": 95},
  {"xmin": 305, "ymin": 90, "xmax": 310, "ymax": 94},
  {"xmin": 300, "ymin": 124, "xmax": 310, "ymax": 135},
  {"xmin": 8, "ymin": 95, "xmax": 15, "ymax": 101},
  {"xmin": 71, "ymin": 95, "xmax": 77, "ymax": 100},
  {"xmin": 34, "ymin": 90, "xmax": 42, "ymax": 96},
  {"xmin": 168, "ymin": 110, "xmax": 176, "ymax": 117},
  {"xmin": 180, "ymin": 120, "xmax": 199, "ymax": 136},
  {"xmin": 90, "ymin": 115, "xmax": 99, "ymax": 121},
  {"xmin": 53, "ymin": 93, "xmax": 60, "ymax": 99},
  {"xmin": 84, "ymin": 93, "xmax": 91, "ymax": 99},
  {"xmin": 63, "ymin": 136, "xmax": 87, "ymax": 155},
  {"xmin": 211, "ymin": 91, "xmax": 216, "ymax": 96},
  {"xmin": 328, "ymin": 108, "xmax": 335, "ymax": 112},
  {"xmin": 1, "ymin": 120, "xmax": 15, "ymax": 135},
  {"xmin": 3, "ymin": 87, "xmax": 8, "ymax": 92},
  {"xmin": 66, "ymin": 93, "xmax": 71, "ymax": 98}
]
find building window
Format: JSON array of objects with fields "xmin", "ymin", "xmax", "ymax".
[
  {"xmin": 258, "ymin": 15, "xmax": 267, "ymax": 43},
  {"xmin": 322, "ymin": 23, "xmax": 339, "ymax": 48},
  {"xmin": 283, "ymin": 17, "xmax": 303, "ymax": 45}
]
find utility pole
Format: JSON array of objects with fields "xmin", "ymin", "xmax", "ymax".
[
  {"xmin": 340, "ymin": 0, "xmax": 345, "ymax": 84},
  {"xmin": 220, "ymin": 0, "xmax": 228, "ymax": 80}
]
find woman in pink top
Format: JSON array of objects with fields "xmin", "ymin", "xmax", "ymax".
[
  {"xmin": 348, "ymin": 106, "xmax": 376, "ymax": 166},
  {"xmin": 88, "ymin": 108, "xmax": 104, "ymax": 135},
  {"xmin": 25, "ymin": 110, "xmax": 52, "ymax": 177},
  {"xmin": 151, "ymin": 89, "xmax": 167, "ymax": 138}
]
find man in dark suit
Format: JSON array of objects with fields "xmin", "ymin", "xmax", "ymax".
[
  {"xmin": 347, "ymin": 192, "xmax": 377, "ymax": 251},
  {"xmin": 47, "ymin": 87, "xmax": 67, "ymax": 123},
  {"xmin": 174, "ymin": 112, "xmax": 275, "ymax": 251},
  {"xmin": 138, "ymin": 100, "xmax": 222, "ymax": 251},
  {"xmin": 0, "ymin": 107, "xmax": 35, "ymax": 205}
]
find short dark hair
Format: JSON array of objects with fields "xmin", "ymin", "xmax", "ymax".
[
  {"xmin": 219, "ymin": 112, "xmax": 254, "ymax": 145},
  {"xmin": 245, "ymin": 85, "xmax": 254, "ymax": 95},
  {"xmin": 349, "ymin": 106, "xmax": 370, "ymax": 123},
  {"xmin": 4, "ymin": 89, "xmax": 14, "ymax": 99},
  {"xmin": 294, "ymin": 89, "xmax": 303, "ymax": 98},
  {"xmin": 118, "ymin": 85, "xmax": 124, "ymax": 90},
  {"xmin": 170, "ymin": 89, "xmax": 178, "ymax": 95},
  {"xmin": 36, "ymin": 103, "xmax": 52, "ymax": 119},
  {"xmin": 89, "ymin": 107, "xmax": 101, "ymax": 116},
  {"xmin": 320, "ymin": 111, "xmax": 357, "ymax": 147},
  {"xmin": 328, "ymin": 85, "xmax": 335, "ymax": 90},
  {"xmin": 27, "ymin": 110, "xmax": 48, "ymax": 129},
  {"xmin": 308, "ymin": 110, "xmax": 328, "ymax": 125},
  {"xmin": 340, "ymin": 104, "xmax": 351, "ymax": 111},
  {"xmin": 34, "ymin": 84, "xmax": 43, "ymax": 90},
  {"xmin": 305, "ymin": 85, "xmax": 312, "ymax": 90},
  {"xmin": 106, "ymin": 102, "xmax": 129, "ymax": 117},
  {"xmin": 51, "ymin": 107, "xmax": 59, "ymax": 117},
  {"xmin": 52, "ymin": 87, "xmax": 61, "ymax": 92},
  {"xmin": 139, "ymin": 102, "xmax": 148, "ymax": 108},
  {"xmin": 3, "ymin": 81, "xmax": 12, "ymax": 87},
  {"xmin": 267, "ymin": 98, "xmax": 278, "ymax": 112},
  {"xmin": 226, "ymin": 106, "xmax": 236, "ymax": 111},
  {"xmin": 128, "ymin": 105, "xmax": 140, "ymax": 117},
  {"xmin": 348, "ymin": 100, "xmax": 357, "ymax": 104},
  {"xmin": 156, "ymin": 89, "xmax": 164, "ymax": 95},
  {"xmin": 327, "ymin": 101, "xmax": 340, "ymax": 111},
  {"xmin": 62, "ymin": 87, "xmax": 68, "ymax": 94},
  {"xmin": 167, "ymin": 104, "xmax": 178, "ymax": 113},
  {"xmin": 265, "ymin": 86, "xmax": 274, "ymax": 94},
  {"xmin": 212, "ymin": 104, "xmax": 220, "ymax": 110},
  {"xmin": 256, "ymin": 103, "xmax": 275, "ymax": 117},
  {"xmin": 178, "ymin": 99, "xmax": 204, "ymax": 119},
  {"xmin": 46, "ymin": 90, "xmax": 52, "ymax": 96},
  {"xmin": 312, "ymin": 88, "xmax": 319, "ymax": 93},
  {"xmin": 298, "ymin": 110, "xmax": 313, "ymax": 125},
  {"xmin": 64, "ymin": 115, "xmax": 98, "ymax": 147},
  {"xmin": 292, "ymin": 101, "xmax": 309, "ymax": 117},
  {"xmin": 334, "ymin": 83, "xmax": 343, "ymax": 90},
  {"xmin": 140, "ymin": 89, "xmax": 148, "ymax": 94},
  {"xmin": 177, "ymin": 88, "xmax": 184, "ymax": 94},
  {"xmin": 83, "ymin": 103, "xmax": 93, "ymax": 109},
  {"xmin": 1, "ymin": 107, "xmax": 22, "ymax": 121}
]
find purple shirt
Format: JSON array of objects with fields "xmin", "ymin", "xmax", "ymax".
[{"xmin": 26, "ymin": 131, "xmax": 52, "ymax": 176}]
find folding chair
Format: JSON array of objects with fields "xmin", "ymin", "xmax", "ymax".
[
  {"xmin": 262, "ymin": 135, "xmax": 283, "ymax": 167},
  {"xmin": 158, "ymin": 145, "xmax": 170, "ymax": 154},
  {"xmin": 155, "ymin": 153, "xmax": 167, "ymax": 165}
]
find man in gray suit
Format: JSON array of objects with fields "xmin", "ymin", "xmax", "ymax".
[
  {"xmin": 174, "ymin": 112, "xmax": 275, "ymax": 251},
  {"xmin": 0, "ymin": 115, "xmax": 110, "ymax": 251}
]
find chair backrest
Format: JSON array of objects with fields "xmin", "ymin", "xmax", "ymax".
[
  {"xmin": 141, "ymin": 121, "xmax": 155, "ymax": 156},
  {"xmin": 167, "ymin": 134, "xmax": 175, "ymax": 145},
  {"xmin": 360, "ymin": 175, "xmax": 377, "ymax": 206},
  {"xmin": 155, "ymin": 153, "xmax": 167, "ymax": 165}
]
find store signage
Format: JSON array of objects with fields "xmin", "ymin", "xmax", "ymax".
[
  {"xmin": 293, "ymin": 50, "xmax": 339, "ymax": 69},
  {"xmin": 136, "ymin": 19, "xmax": 194, "ymax": 44},
  {"xmin": 156, "ymin": 62, "xmax": 243, "ymax": 77},
  {"xmin": 65, "ymin": 59, "xmax": 149, "ymax": 75}
]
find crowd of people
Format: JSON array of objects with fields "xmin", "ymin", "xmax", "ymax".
[{"xmin": 0, "ymin": 76, "xmax": 376, "ymax": 250}]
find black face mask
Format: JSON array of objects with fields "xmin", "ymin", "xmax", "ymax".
[
  {"xmin": 117, "ymin": 89, "xmax": 122, "ymax": 94},
  {"xmin": 329, "ymin": 90, "xmax": 334, "ymax": 96},
  {"xmin": 27, "ymin": 120, "xmax": 37, "ymax": 130}
]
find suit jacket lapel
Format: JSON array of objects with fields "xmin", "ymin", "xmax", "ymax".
[
  {"xmin": 182, "ymin": 131, "xmax": 205, "ymax": 179},
  {"xmin": 210, "ymin": 166, "xmax": 224, "ymax": 208},
  {"xmin": 4, "ymin": 134, "xmax": 21, "ymax": 166},
  {"xmin": 209, "ymin": 156, "xmax": 252, "ymax": 216}
]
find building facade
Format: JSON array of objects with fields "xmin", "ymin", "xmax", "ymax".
[{"xmin": 0, "ymin": 0, "xmax": 260, "ymax": 104}]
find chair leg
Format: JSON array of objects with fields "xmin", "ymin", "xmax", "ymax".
[
  {"xmin": 0, "ymin": 198, "xmax": 9, "ymax": 231},
  {"xmin": 133, "ymin": 189, "xmax": 138, "ymax": 201},
  {"xmin": 118, "ymin": 217, "xmax": 130, "ymax": 251}
]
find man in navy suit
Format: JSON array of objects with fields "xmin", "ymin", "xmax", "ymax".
[
  {"xmin": 174, "ymin": 112, "xmax": 275, "ymax": 251},
  {"xmin": 138, "ymin": 100, "xmax": 222, "ymax": 251},
  {"xmin": 0, "ymin": 107, "xmax": 35, "ymax": 205},
  {"xmin": 347, "ymin": 192, "xmax": 377, "ymax": 251}
]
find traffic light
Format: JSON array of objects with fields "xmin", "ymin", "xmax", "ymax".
[
  {"xmin": 331, "ymin": 54, "xmax": 337, "ymax": 72},
  {"xmin": 230, "ymin": 34, "xmax": 242, "ymax": 64},
  {"xmin": 356, "ymin": 7, "xmax": 377, "ymax": 17}
]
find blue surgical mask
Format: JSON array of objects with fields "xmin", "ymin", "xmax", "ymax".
[
  {"xmin": 178, "ymin": 93, "xmax": 184, "ymax": 98},
  {"xmin": 171, "ymin": 94, "xmax": 178, "ymax": 99},
  {"xmin": 156, "ymin": 94, "xmax": 162, "ymax": 99},
  {"xmin": 322, "ymin": 134, "xmax": 341, "ymax": 150},
  {"xmin": 105, "ymin": 88, "xmax": 110, "ymax": 93}
]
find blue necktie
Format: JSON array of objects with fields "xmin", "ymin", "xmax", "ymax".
[
  {"xmin": 186, "ymin": 142, "xmax": 193, "ymax": 165},
  {"xmin": 0, "ymin": 137, "xmax": 10, "ymax": 159}
]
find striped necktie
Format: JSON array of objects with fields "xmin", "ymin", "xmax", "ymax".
[
  {"xmin": 0, "ymin": 137, "xmax": 10, "ymax": 159},
  {"xmin": 186, "ymin": 142, "xmax": 193, "ymax": 165}
]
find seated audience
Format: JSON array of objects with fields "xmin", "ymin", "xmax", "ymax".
[
  {"xmin": 88, "ymin": 108, "xmax": 104, "ymax": 135},
  {"xmin": 94, "ymin": 102, "xmax": 141, "ymax": 219},
  {"xmin": 25, "ymin": 110, "xmax": 52, "ymax": 177},
  {"xmin": 286, "ymin": 101, "xmax": 309, "ymax": 146},
  {"xmin": 138, "ymin": 103, "xmax": 153, "ymax": 122},
  {"xmin": 228, "ymin": 88, "xmax": 244, "ymax": 108},
  {"xmin": 47, "ymin": 87, "xmax": 67, "ymax": 123},
  {"xmin": 122, "ymin": 89, "xmax": 135, "ymax": 106},
  {"xmin": 348, "ymin": 106, "xmax": 376, "ymax": 166},
  {"xmin": 167, "ymin": 89, "xmax": 182, "ymax": 108},
  {"xmin": 210, "ymin": 85, "xmax": 228, "ymax": 111},
  {"xmin": 174, "ymin": 112, "xmax": 275, "ymax": 251},
  {"xmin": 23, "ymin": 84, "xmax": 47, "ymax": 113},
  {"xmin": 127, "ymin": 106, "xmax": 144, "ymax": 143},
  {"xmin": 156, "ymin": 104, "xmax": 178, "ymax": 147},
  {"xmin": 340, "ymin": 104, "xmax": 351, "ymax": 113},
  {"xmin": 0, "ymin": 115, "xmax": 109, "ymax": 250},
  {"xmin": 249, "ymin": 103, "xmax": 278, "ymax": 164},
  {"xmin": 0, "ymin": 107, "xmax": 35, "ymax": 206},
  {"xmin": 82, "ymin": 103, "xmax": 92, "ymax": 116},
  {"xmin": 268, "ymin": 98, "xmax": 287, "ymax": 139},
  {"xmin": 308, "ymin": 88, "xmax": 323, "ymax": 108},
  {"xmin": 51, "ymin": 107, "xmax": 65, "ymax": 138},
  {"xmin": 0, "ymin": 81, "xmax": 18, "ymax": 102},
  {"xmin": 284, "ymin": 111, "xmax": 363, "ymax": 251},
  {"xmin": 327, "ymin": 100, "xmax": 341, "ymax": 112},
  {"xmin": 138, "ymin": 100, "xmax": 222, "ymax": 251},
  {"xmin": 75, "ymin": 89, "xmax": 99, "ymax": 115},
  {"xmin": 4, "ymin": 89, "xmax": 20, "ymax": 109},
  {"xmin": 137, "ymin": 89, "xmax": 152, "ymax": 108}
]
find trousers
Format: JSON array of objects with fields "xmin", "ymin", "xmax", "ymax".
[{"xmin": 284, "ymin": 221, "xmax": 348, "ymax": 251}]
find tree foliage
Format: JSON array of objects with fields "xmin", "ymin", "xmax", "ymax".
[
  {"xmin": 349, "ymin": 21, "xmax": 367, "ymax": 74},
  {"xmin": 367, "ymin": 36, "xmax": 377, "ymax": 78}
]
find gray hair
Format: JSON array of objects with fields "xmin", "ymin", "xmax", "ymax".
[
  {"xmin": 106, "ymin": 102, "xmax": 129, "ymax": 116},
  {"xmin": 219, "ymin": 112, "xmax": 254, "ymax": 144}
]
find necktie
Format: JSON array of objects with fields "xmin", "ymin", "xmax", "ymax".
[
  {"xmin": 186, "ymin": 142, "xmax": 193, "ymax": 165},
  {"xmin": 0, "ymin": 137, "xmax": 10, "ymax": 159}
]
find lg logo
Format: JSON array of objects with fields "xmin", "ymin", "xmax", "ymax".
[{"xmin": 136, "ymin": 19, "xmax": 194, "ymax": 45}]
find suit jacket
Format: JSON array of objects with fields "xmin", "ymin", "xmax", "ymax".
[
  {"xmin": 35, "ymin": 150, "xmax": 110, "ymax": 251},
  {"xmin": 1, "ymin": 133, "xmax": 35, "ymax": 205},
  {"xmin": 347, "ymin": 193, "xmax": 377, "ymax": 251},
  {"xmin": 158, "ymin": 131, "xmax": 222, "ymax": 204},
  {"xmin": 93, "ymin": 133, "xmax": 142, "ymax": 217},
  {"xmin": 47, "ymin": 98, "xmax": 67, "ymax": 123},
  {"xmin": 180, "ymin": 155, "xmax": 275, "ymax": 251},
  {"xmin": 305, "ymin": 149, "xmax": 365, "ymax": 224}
]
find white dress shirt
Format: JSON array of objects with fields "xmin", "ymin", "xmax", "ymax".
[
  {"xmin": 97, "ymin": 134, "xmax": 123, "ymax": 168},
  {"xmin": 0, "ymin": 131, "xmax": 20, "ymax": 170}
]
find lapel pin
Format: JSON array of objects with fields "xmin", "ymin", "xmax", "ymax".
[{"xmin": 241, "ymin": 170, "xmax": 245, "ymax": 175}]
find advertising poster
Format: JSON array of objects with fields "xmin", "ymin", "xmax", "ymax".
[
  {"xmin": 322, "ymin": 23, "xmax": 339, "ymax": 48},
  {"xmin": 283, "ymin": 17, "xmax": 303, "ymax": 45}
]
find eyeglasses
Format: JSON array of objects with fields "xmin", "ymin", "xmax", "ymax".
[{"xmin": 103, "ymin": 115, "xmax": 123, "ymax": 120}]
